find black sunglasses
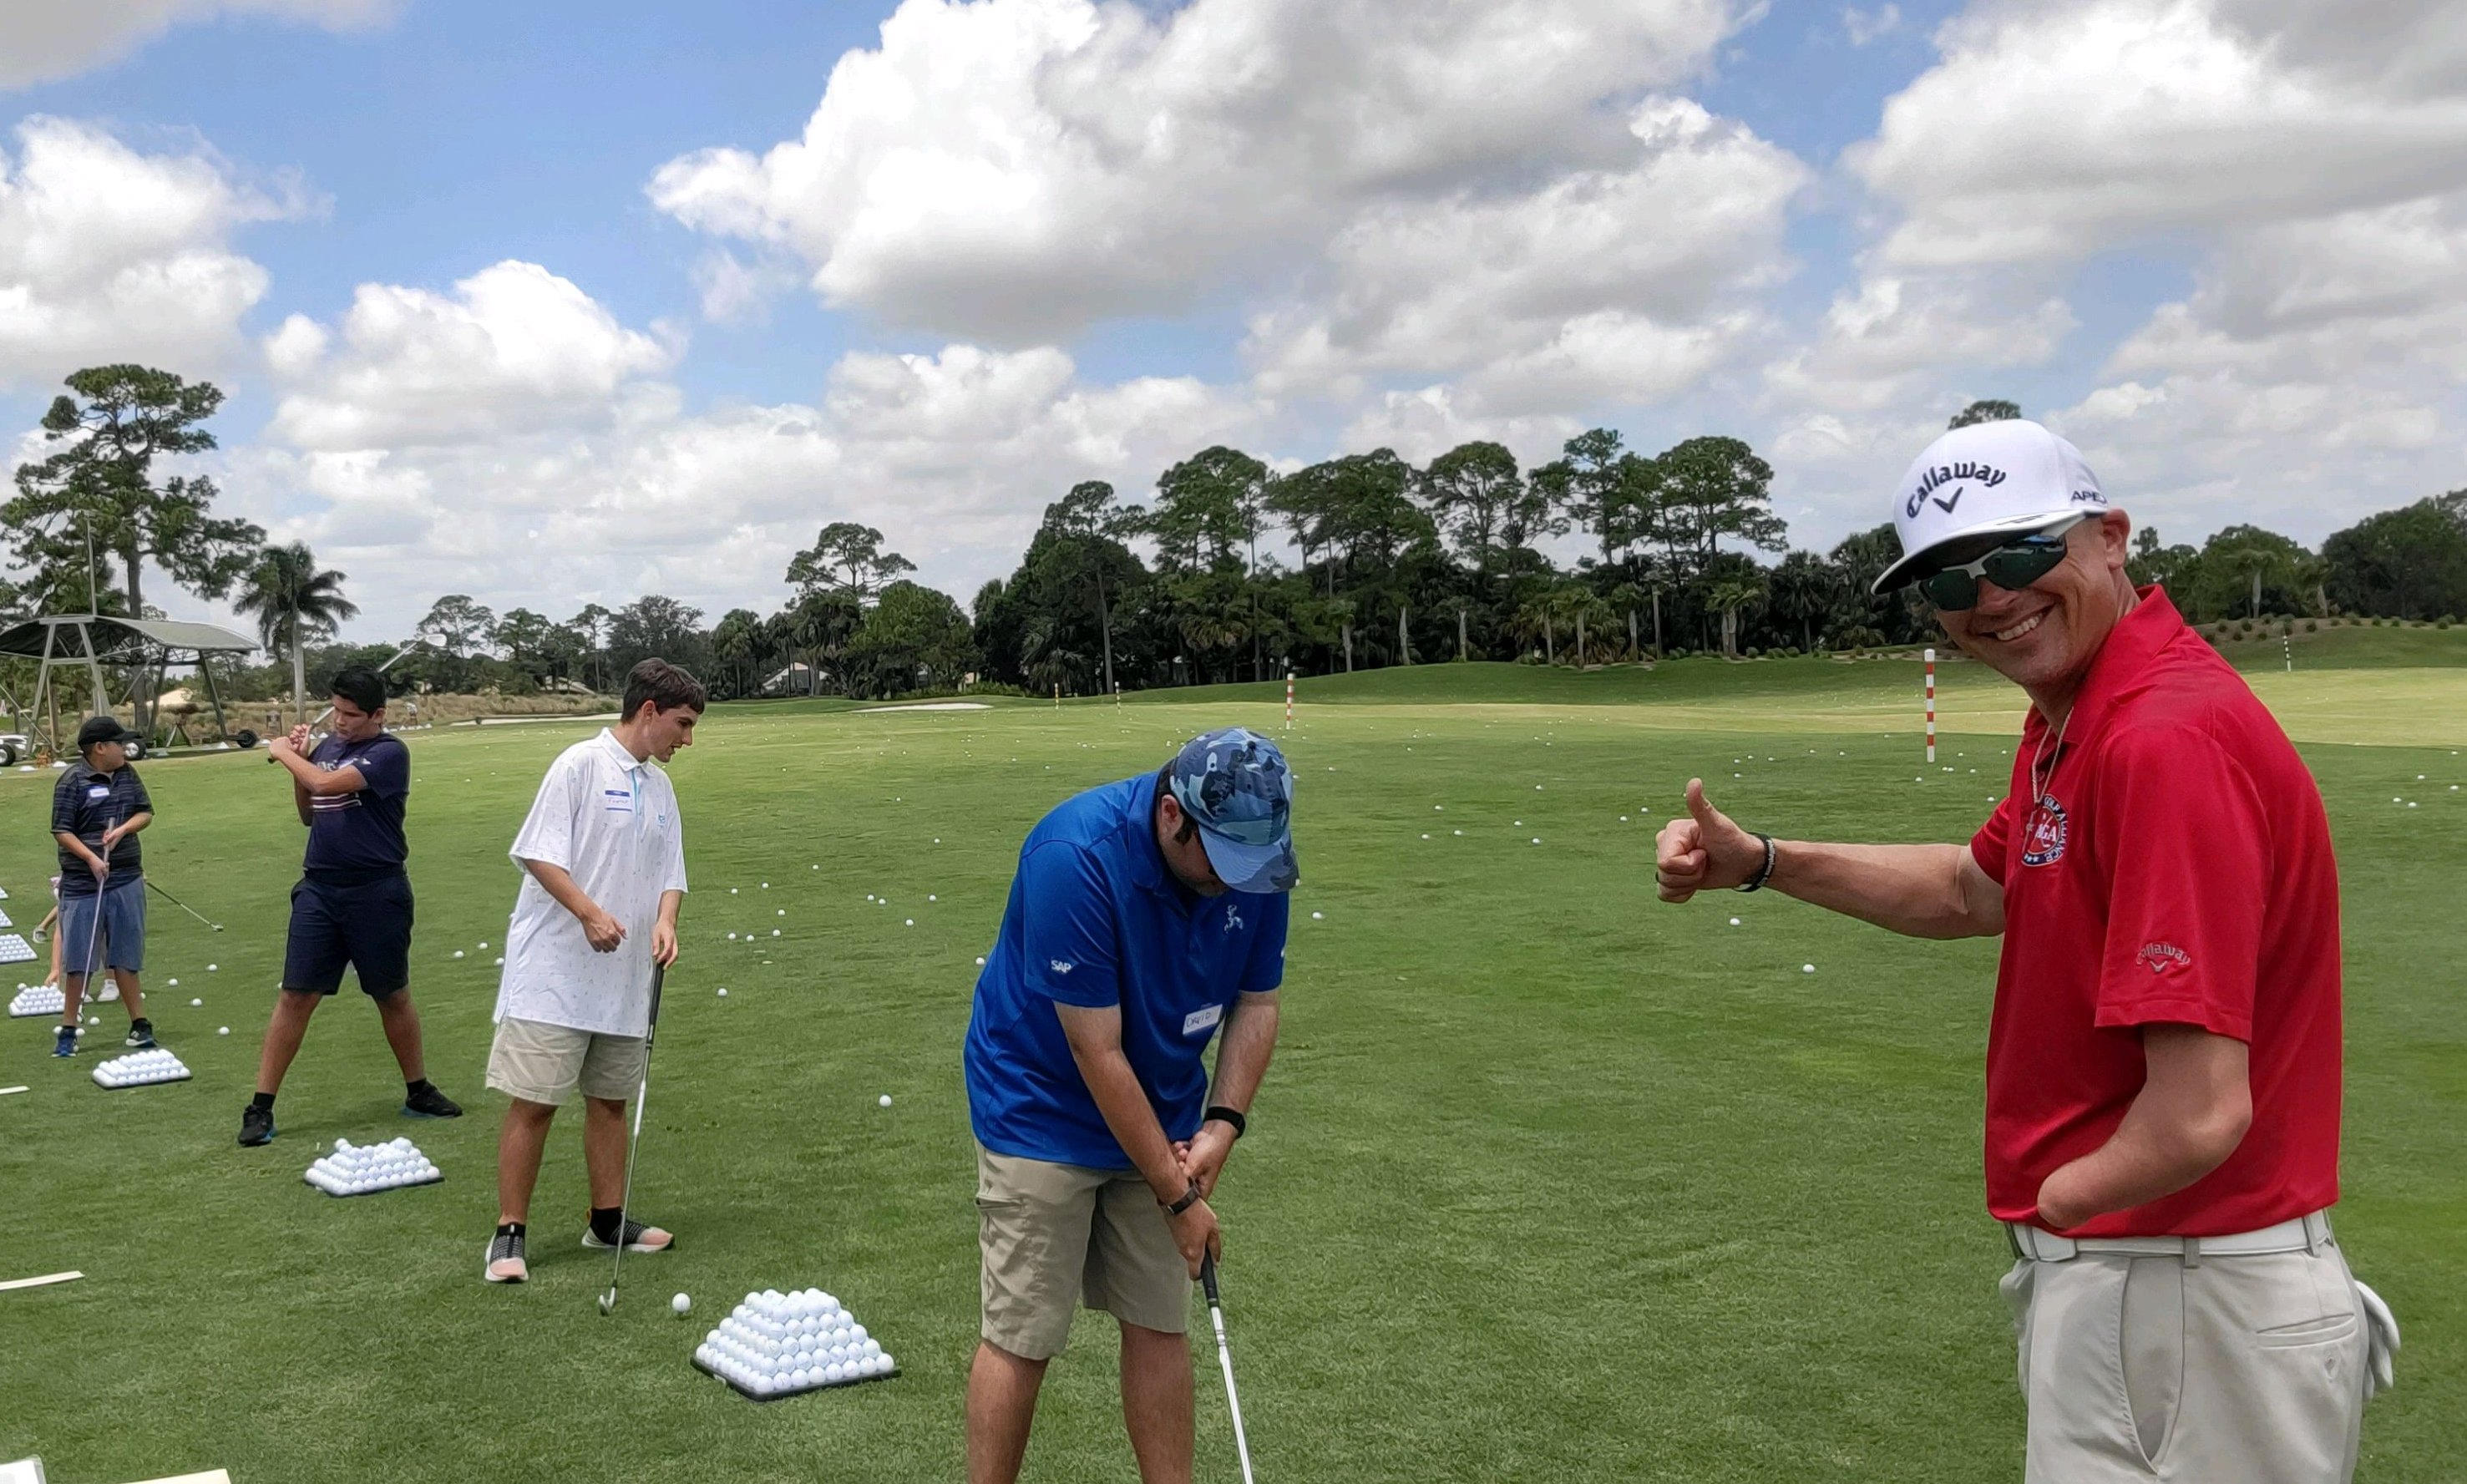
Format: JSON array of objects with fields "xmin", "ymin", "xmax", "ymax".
[{"xmin": 1916, "ymin": 516, "xmax": 2086, "ymax": 611}]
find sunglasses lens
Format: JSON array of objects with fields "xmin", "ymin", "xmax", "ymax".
[
  {"xmin": 1981, "ymin": 539, "xmax": 2069, "ymax": 594},
  {"xmin": 1920, "ymin": 569, "xmax": 1980, "ymax": 610}
]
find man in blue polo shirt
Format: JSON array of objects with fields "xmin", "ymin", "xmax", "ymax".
[
  {"xmin": 240, "ymin": 665, "xmax": 459, "ymax": 1146},
  {"xmin": 964, "ymin": 727, "xmax": 1295, "ymax": 1484}
]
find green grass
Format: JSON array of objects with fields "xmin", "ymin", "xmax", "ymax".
[{"xmin": 1, "ymin": 655, "xmax": 2461, "ymax": 1481}]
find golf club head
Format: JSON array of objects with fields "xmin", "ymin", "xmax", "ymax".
[{"xmin": 597, "ymin": 1291, "xmax": 615, "ymax": 1315}]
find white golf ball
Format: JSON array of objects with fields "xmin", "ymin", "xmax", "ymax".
[
  {"xmin": 168, "ymin": 978, "xmax": 179, "ymax": 987},
  {"xmin": 1803, "ymin": 964, "xmax": 1816, "ymax": 974},
  {"xmin": 479, "ymin": 941, "xmax": 488, "ymax": 950},
  {"xmin": 761, "ymin": 883, "xmax": 768, "ymax": 889},
  {"xmin": 879, "ymin": 1094, "xmax": 893, "ymax": 1108},
  {"xmin": 904, "ymin": 919, "xmax": 914, "ymax": 926},
  {"xmin": 727, "ymin": 932, "xmax": 737, "ymax": 940},
  {"xmin": 1728, "ymin": 918, "xmax": 1740, "ymax": 927},
  {"xmin": 453, "ymin": 950, "xmax": 464, "ymax": 960},
  {"xmin": 672, "ymin": 1293, "xmax": 691, "ymax": 1314},
  {"xmin": 776, "ymin": 909, "xmax": 784, "ymax": 916},
  {"xmin": 219, "ymin": 1026, "xmax": 230, "ymax": 1035},
  {"xmin": 730, "ymin": 887, "xmax": 737, "ymax": 894},
  {"xmin": 1310, "ymin": 911, "xmax": 1323, "ymax": 920},
  {"xmin": 191, "ymin": 998, "xmax": 202, "ymax": 1006},
  {"xmin": 717, "ymin": 987, "xmax": 728, "ymax": 997},
  {"xmin": 772, "ymin": 929, "xmax": 780, "ymax": 937},
  {"xmin": 207, "ymin": 964, "xmax": 217, "ymax": 971}
]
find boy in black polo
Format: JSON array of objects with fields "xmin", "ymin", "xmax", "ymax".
[
  {"xmin": 50, "ymin": 717, "xmax": 155, "ymax": 1056},
  {"xmin": 240, "ymin": 666, "xmax": 458, "ymax": 1146}
]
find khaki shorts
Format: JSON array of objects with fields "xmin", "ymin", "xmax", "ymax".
[
  {"xmin": 485, "ymin": 1017, "xmax": 647, "ymax": 1106},
  {"xmin": 975, "ymin": 1144, "xmax": 1188, "ymax": 1359}
]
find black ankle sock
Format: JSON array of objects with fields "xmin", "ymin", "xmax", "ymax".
[
  {"xmin": 590, "ymin": 1207, "xmax": 624, "ymax": 1241},
  {"xmin": 497, "ymin": 1221, "xmax": 525, "ymax": 1238},
  {"xmin": 406, "ymin": 1077, "xmax": 433, "ymax": 1096},
  {"xmin": 250, "ymin": 1091, "xmax": 275, "ymax": 1112}
]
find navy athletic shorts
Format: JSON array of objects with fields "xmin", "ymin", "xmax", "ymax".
[{"xmin": 283, "ymin": 873, "xmax": 415, "ymax": 998}]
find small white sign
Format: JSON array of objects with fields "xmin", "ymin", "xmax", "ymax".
[{"xmin": 1181, "ymin": 1004, "xmax": 1223, "ymax": 1037}]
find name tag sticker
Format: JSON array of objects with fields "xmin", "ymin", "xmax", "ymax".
[
  {"xmin": 86, "ymin": 786, "xmax": 109, "ymax": 799},
  {"xmin": 1182, "ymin": 1004, "xmax": 1223, "ymax": 1037}
]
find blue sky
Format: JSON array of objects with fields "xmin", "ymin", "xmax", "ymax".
[{"xmin": 4, "ymin": 0, "xmax": 2461, "ymax": 638}]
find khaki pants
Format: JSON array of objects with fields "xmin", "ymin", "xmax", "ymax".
[
  {"xmin": 2002, "ymin": 1235, "xmax": 2367, "ymax": 1481},
  {"xmin": 975, "ymin": 1145, "xmax": 1188, "ymax": 1360}
]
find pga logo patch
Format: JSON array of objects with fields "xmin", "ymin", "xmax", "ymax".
[{"xmin": 2021, "ymin": 794, "xmax": 2069, "ymax": 868}]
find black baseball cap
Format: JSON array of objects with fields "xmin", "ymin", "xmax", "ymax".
[{"xmin": 76, "ymin": 717, "xmax": 139, "ymax": 751}]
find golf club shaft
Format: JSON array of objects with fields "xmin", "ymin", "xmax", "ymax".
[
  {"xmin": 144, "ymin": 877, "xmax": 224, "ymax": 931},
  {"xmin": 1201, "ymin": 1255, "xmax": 1258, "ymax": 1484},
  {"xmin": 601, "ymin": 962, "xmax": 665, "ymax": 1311},
  {"xmin": 269, "ymin": 641, "xmax": 422, "ymax": 761}
]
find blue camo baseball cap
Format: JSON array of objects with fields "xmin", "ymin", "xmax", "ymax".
[{"xmin": 1166, "ymin": 727, "xmax": 1297, "ymax": 894}]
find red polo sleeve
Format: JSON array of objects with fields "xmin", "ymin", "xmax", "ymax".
[
  {"xmin": 1970, "ymin": 792, "xmax": 2017, "ymax": 879},
  {"xmin": 2090, "ymin": 723, "xmax": 2267, "ymax": 1041}
]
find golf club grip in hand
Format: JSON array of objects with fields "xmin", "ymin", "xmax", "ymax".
[{"xmin": 1201, "ymin": 1252, "xmax": 1222, "ymax": 1304}]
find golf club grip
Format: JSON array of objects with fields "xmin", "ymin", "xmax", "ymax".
[{"xmin": 1201, "ymin": 1252, "xmax": 1221, "ymax": 1304}]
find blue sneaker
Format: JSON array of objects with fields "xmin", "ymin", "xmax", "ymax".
[{"xmin": 52, "ymin": 1026, "xmax": 77, "ymax": 1057}]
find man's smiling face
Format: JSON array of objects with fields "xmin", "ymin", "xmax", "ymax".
[{"xmin": 1935, "ymin": 511, "xmax": 2136, "ymax": 696}]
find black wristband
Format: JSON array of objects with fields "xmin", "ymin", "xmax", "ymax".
[
  {"xmin": 1735, "ymin": 833, "xmax": 1777, "ymax": 894},
  {"xmin": 1203, "ymin": 1105, "xmax": 1247, "ymax": 1140},
  {"xmin": 1163, "ymin": 1181, "xmax": 1203, "ymax": 1216}
]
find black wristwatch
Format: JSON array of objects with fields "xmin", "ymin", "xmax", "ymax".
[
  {"xmin": 1735, "ymin": 833, "xmax": 1777, "ymax": 894},
  {"xmin": 1203, "ymin": 1105, "xmax": 1248, "ymax": 1140},
  {"xmin": 1163, "ymin": 1180, "xmax": 1203, "ymax": 1216}
]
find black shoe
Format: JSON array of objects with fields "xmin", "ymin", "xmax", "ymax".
[
  {"xmin": 124, "ymin": 1018, "xmax": 155, "ymax": 1049},
  {"xmin": 238, "ymin": 1103, "xmax": 276, "ymax": 1147},
  {"xmin": 403, "ymin": 1082, "xmax": 463, "ymax": 1119}
]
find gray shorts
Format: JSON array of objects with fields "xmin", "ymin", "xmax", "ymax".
[
  {"xmin": 485, "ymin": 1017, "xmax": 646, "ymax": 1105},
  {"xmin": 60, "ymin": 884, "xmax": 144, "ymax": 975}
]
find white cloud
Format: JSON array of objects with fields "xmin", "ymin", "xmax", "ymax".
[
  {"xmin": 0, "ymin": 116, "xmax": 309, "ymax": 389},
  {"xmin": 1337, "ymin": 384, "xmax": 1581, "ymax": 468},
  {"xmin": 1248, "ymin": 98, "xmax": 1807, "ymax": 406},
  {"xmin": 244, "ymin": 260, "xmax": 1259, "ymax": 633},
  {"xmin": 266, "ymin": 261, "xmax": 680, "ymax": 448},
  {"xmin": 1841, "ymin": 4, "xmax": 1901, "ymax": 46},
  {"xmin": 1850, "ymin": 0, "xmax": 2467, "ymax": 269},
  {"xmin": 1762, "ymin": 271, "xmax": 2076, "ymax": 413},
  {"xmin": 649, "ymin": 0, "xmax": 1748, "ymax": 342},
  {"xmin": 0, "ymin": 0, "xmax": 398, "ymax": 91}
]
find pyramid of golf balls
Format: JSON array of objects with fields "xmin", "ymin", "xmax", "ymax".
[
  {"xmin": 91, "ymin": 1049, "xmax": 193, "ymax": 1088},
  {"xmin": 0, "ymin": 933, "xmax": 36, "ymax": 965},
  {"xmin": 9, "ymin": 983, "xmax": 64, "ymax": 1017},
  {"xmin": 693, "ymin": 1288, "xmax": 896, "ymax": 1399},
  {"xmin": 304, "ymin": 1137, "xmax": 443, "ymax": 1197}
]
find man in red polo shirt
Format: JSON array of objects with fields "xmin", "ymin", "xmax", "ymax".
[{"xmin": 1654, "ymin": 419, "xmax": 2399, "ymax": 1481}]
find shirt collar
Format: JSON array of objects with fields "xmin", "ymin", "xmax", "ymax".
[
  {"xmin": 2022, "ymin": 584, "xmax": 2186, "ymax": 747},
  {"xmin": 1126, "ymin": 772, "xmax": 1170, "ymax": 897},
  {"xmin": 595, "ymin": 727, "xmax": 645, "ymax": 773}
]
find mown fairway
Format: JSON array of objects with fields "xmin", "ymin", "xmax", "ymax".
[{"xmin": 2, "ymin": 648, "xmax": 2460, "ymax": 1482}]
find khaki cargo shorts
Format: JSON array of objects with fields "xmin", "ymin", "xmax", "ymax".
[
  {"xmin": 975, "ymin": 1143, "xmax": 1188, "ymax": 1360},
  {"xmin": 485, "ymin": 1017, "xmax": 647, "ymax": 1105}
]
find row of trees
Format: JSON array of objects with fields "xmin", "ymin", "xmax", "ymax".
[{"xmin": 9, "ymin": 367, "xmax": 2467, "ymax": 720}]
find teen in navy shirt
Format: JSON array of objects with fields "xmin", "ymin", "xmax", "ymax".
[{"xmin": 240, "ymin": 666, "xmax": 459, "ymax": 1146}]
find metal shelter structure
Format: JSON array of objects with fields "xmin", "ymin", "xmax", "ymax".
[{"xmin": 0, "ymin": 615, "xmax": 258, "ymax": 757}]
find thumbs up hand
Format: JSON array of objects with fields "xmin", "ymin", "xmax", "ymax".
[{"xmin": 1655, "ymin": 779, "xmax": 1765, "ymax": 903}]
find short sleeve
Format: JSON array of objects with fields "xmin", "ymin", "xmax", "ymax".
[
  {"xmin": 1239, "ymin": 893, "xmax": 1289, "ymax": 995},
  {"xmin": 661, "ymin": 784, "xmax": 688, "ymax": 895},
  {"xmin": 50, "ymin": 777, "xmax": 79, "ymax": 834},
  {"xmin": 509, "ymin": 755, "xmax": 580, "ymax": 872},
  {"xmin": 2092, "ymin": 726, "xmax": 2265, "ymax": 1041},
  {"xmin": 1970, "ymin": 792, "xmax": 2016, "ymax": 879},
  {"xmin": 1019, "ymin": 843, "xmax": 1122, "ymax": 1009},
  {"xmin": 126, "ymin": 769, "xmax": 152, "ymax": 813},
  {"xmin": 357, "ymin": 737, "xmax": 411, "ymax": 799}
]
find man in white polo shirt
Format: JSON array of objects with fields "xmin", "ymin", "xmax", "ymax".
[{"xmin": 483, "ymin": 658, "xmax": 702, "ymax": 1284}]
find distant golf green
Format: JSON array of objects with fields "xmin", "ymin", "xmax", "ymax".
[{"xmin": 2, "ymin": 646, "xmax": 2459, "ymax": 1481}]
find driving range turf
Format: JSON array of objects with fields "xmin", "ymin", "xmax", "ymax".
[{"xmin": 2, "ymin": 647, "xmax": 2460, "ymax": 1481}]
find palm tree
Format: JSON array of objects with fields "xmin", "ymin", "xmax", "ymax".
[
  {"xmin": 233, "ymin": 542, "xmax": 357, "ymax": 724},
  {"xmin": 1704, "ymin": 577, "xmax": 1765, "ymax": 657}
]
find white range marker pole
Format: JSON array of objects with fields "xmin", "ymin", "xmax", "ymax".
[
  {"xmin": 1284, "ymin": 667, "xmax": 1294, "ymax": 732},
  {"xmin": 2284, "ymin": 632, "xmax": 2292, "ymax": 672},
  {"xmin": 1923, "ymin": 648, "xmax": 1938, "ymax": 763},
  {"xmin": 0, "ymin": 1269, "xmax": 83, "ymax": 1292}
]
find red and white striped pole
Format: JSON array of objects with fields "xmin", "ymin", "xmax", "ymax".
[
  {"xmin": 1923, "ymin": 647, "xmax": 1938, "ymax": 763},
  {"xmin": 1284, "ymin": 666, "xmax": 1294, "ymax": 732}
]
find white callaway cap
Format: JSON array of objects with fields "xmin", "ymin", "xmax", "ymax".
[{"xmin": 1872, "ymin": 419, "xmax": 2107, "ymax": 595}]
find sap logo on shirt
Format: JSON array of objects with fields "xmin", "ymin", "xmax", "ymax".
[
  {"xmin": 1182, "ymin": 1003, "xmax": 1223, "ymax": 1037},
  {"xmin": 2137, "ymin": 940, "xmax": 2193, "ymax": 975},
  {"xmin": 2021, "ymin": 795, "xmax": 2069, "ymax": 868},
  {"xmin": 1048, "ymin": 959, "xmax": 1076, "ymax": 976}
]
